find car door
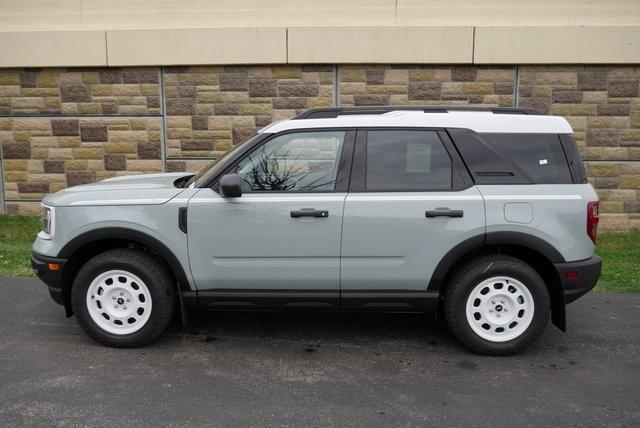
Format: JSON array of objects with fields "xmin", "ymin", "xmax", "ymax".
[
  {"xmin": 340, "ymin": 128, "xmax": 485, "ymax": 310},
  {"xmin": 187, "ymin": 129, "xmax": 355, "ymax": 308}
]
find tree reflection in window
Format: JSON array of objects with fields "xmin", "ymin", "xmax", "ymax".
[{"xmin": 237, "ymin": 131, "xmax": 345, "ymax": 192}]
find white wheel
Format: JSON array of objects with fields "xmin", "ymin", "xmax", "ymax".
[
  {"xmin": 86, "ymin": 270, "xmax": 152, "ymax": 335},
  {"xmin": 464, "ymin": 276, "xmax": 535, "ymax": 342}
]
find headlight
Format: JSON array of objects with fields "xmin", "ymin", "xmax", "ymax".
[{"xmin": 40, "ymin": 206, "xmax": 54, "ymax": 239}]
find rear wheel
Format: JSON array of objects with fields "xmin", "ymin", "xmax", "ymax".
[
  {"xmin": 444, "ymin": 256, "xmax": 550, "ymax": 355},
  {"xmin": 71, "ymin": 249, "xmax": 176, "ymax": 347}
]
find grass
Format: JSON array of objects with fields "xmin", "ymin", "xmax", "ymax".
[
  {"xmin": 0, "ymin": 214, "xmax": 41, "ymax": 277},
  {"xmin": 0, "ymin": 214, "xmax": 638, "ymax": 292}
]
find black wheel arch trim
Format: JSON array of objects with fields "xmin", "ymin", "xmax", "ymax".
[
  {"xmin": 427, "ymin": 231, "xmax": 566, "ymax": 292},
  {"xmin": 58, "ymin": 227, "xmax": 192, "ymax": 291}
]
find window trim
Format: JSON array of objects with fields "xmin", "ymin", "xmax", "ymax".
[
  {"xmin": 348, "ymin": 127, "xmax": 472, "ymax": 193},
  {"xmin": 209, "ymin": 127, "xmax": 357, "ymax": 194}
]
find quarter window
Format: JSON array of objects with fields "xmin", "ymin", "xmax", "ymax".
[
  {"xmin": 365, "ymin": 130, "xmax": 453, "ymax": 191},
  {"xmin": 236, "ymin": 131, "xmax": 345, "ymax": 192}
]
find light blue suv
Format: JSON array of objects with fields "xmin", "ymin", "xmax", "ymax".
[{"xmin": 31, "ymin": 107, "xmax": 602, "ymax": 355}]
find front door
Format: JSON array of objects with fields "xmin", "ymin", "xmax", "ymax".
[
  {"xmin": 340, "ymin": 129, "xmax": 485, "ymax": 310},
  {"xmin": 187, "ymin": 130, "xmax": 354, "ymax": 308}
]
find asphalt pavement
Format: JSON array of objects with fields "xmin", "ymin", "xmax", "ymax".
[{"xmin": 1, "ymin": 277, "xmax": 639, "ymax": 427}]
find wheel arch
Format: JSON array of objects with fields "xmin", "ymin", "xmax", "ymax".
[
  {"xmin": 429, "ymin": 232, "xmax": 567, "ymax": 331},
  {"xmin": 57, "ymin": 227, "xmax": 191, "ymax": 317}
]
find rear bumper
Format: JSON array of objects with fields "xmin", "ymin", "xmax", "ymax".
[
  {"xmin": 31, "ymin": 251, "xmax": 67, "ymax": 306},
  {"xmin": 554, "ymin": 255, "xmax": 602, "ymax": 304}
]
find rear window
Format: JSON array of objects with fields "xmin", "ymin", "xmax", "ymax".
[{"xmin": 449, "ymin": 129, "xmax": 573, "ymax": 184}]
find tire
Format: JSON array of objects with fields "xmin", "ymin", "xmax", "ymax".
[
  {"xmin": 444, "ymin": 255, "xmax": 550, "ymax": 356},
  {"xmin": 71, "ymin": 249, "xmax": 176, "ymax": 347}
]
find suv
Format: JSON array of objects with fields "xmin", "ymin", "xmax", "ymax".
[{"xmin": 31, "ymin": 107, "xmax": 602, "ymax": 355}]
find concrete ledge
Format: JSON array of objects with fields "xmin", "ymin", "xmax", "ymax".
[
  {"xmin": 106, "ymin": 28, "xmax": 287, "ymax": 66},
  {"xmin": 0, "ymin": 30, "xmax": 106, "ymax": 67},
  {"xmin": 288, "ymin": 26, "xmax": 473, "ymax": 63},
  {"xmin": 475, "ymin": 26, "xmax": 640, "ymax": 64}
]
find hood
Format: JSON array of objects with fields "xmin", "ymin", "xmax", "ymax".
[{"xmin": 43, "ymin": 172, "xmax": 193, "ymax": 207}]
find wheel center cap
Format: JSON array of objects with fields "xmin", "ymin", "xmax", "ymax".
[{"xmin": 117, "ymin": 297, "xmax": 124, "ymax": 305}]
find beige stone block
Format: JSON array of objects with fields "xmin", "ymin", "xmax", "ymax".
[
  {"xmin": 31, "ymin": 148, "xmax": 49, "ymax": 159},
  {"xmin": 0, "ymin": 118, "xmax": 11, "ymax": 130},
  {"xmin": 340, "ymin": 68, "xmax": 366, "ymax": 82},
  {"xmin": 127, "ymin": 160, "xmax": 162, "ymax": 171},
  {"xmin": 209, "ymin": 116, "xmax": 232, "ymax": 130},
  {"xmin": 78, "ymin": 103, "xmax": 101, "ymax": 115},
  {"xmin": 5, "ymin": 171, "xmax": 27, "ymax": 182},
  {"xmin": 108, "ymin": 131, "xmax": 149, "ymax": 143},
  {"xmin": 0, "ymin": 86, "xmax": 20, "ymax": 97},
  {"xmin": 65, "ymin": 160, "xmax": 88, "ymax": 171},
  {"xmin": 73, "ymin": 148, "xmax": 103, "ymax": 159},
  {"xmin": 621, "ymin": 175, "xmax": 640, "ymax": 188},
  {"xmin": 0, "ymin": 72, "xmax": 20, "ymax": 85},
  {"xmin": 621, "ymin": 129, "xmax": 640, "ymax": 141},
  {"xmin": 463, "ymin": 82, "xmax": 494, "ymax": 94},
  {"xmin": 104, "ymin": 142, "xmax": 137, "ymax": 153},
  {"xmin": 167, "ymin": 117, "xmax": 191, "ymax": 128},
  {"xmin": 273, "ymin": 67, "xmax": 302, "ymax": 79},
  {"xmin": 442, "ymin": 82, "xmax": 464, "ymax": 94},
  {"xmin": 599, "ymin": 214, "xmax": 629, "ymax": 231},
  {"xmin": 409, "ymin": 69, "xmax": 435, "ymax": 81},
  {"xmin": 587, "ymin": 163, "xmax": 619, "ymax": 176},
  {"xmin": 587, "ymin": 116, "xmax": 630, "ymax": 128},
  {"xmin": 307, "ymin": 97, "xmax": 332, "ymax": 108},
  {"xmin": 367, "ymin": 85, "xmax": 407, "ymax": 95},
  {"xmin": 4, "ymin": 160, "xmax": 27, "ymax": 171},
  {"xmin": 240, "ymin": 103, "xmax": 272, "ymax": 115},
  {"xmin": 476, "ymin": 69, "xmax": 514, "ymax": 82},
  {"xmin": 340, "ymin": 82, "xmax": 366, "ymax": 94},
  {"xmin": 12, "ymin": 119, "xmax": 50, "ymax": 131},
  {"xmin": 384, "ymin": 70, "xmax": 409, "ymax": 85},
  {"xmin": 167, "ymin": 128, "xmax": 192, "ymax": 139},
  {"xmin": 551, "ymin": 104, "xmax": 597, "ymax": 116}
]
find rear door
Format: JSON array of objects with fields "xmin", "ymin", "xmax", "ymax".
[{"xmin": 340, "ymin": 128, "xmax": 485, "ymax": 310}]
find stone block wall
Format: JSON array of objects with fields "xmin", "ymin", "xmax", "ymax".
[{"xmin": 0, "ymin": 65, "xmax": 638, "ymax": 229}]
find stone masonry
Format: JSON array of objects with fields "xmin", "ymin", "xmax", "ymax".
[{"xmin": 0, "ymin": 65, "xmax": 638, "ymax": 230}]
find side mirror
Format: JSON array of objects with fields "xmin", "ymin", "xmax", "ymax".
[{"xmin": 219, "ymin": 173, "xmax": 242, "ymax": 198}]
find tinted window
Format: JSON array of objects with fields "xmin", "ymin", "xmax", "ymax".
[
  {"xmin": 479, "ymin": 133, "xmax": 572, "ymax": 184},
  {"xmin": 449, "ymin": 129, "xmax": 573, "ymax": 184},
  {"xmin": 236, "ymin": 131, "xmax": 345, "ymax": 192},
  {"xmin": 365, "ymin": 130, "xmax": 452, "ymax": 191}
]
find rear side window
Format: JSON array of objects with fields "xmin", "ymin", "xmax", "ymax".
[
  {"xmin": 449, "ymin": 129, "xmax": 573, "ymax": 184},
  {"xmin": 365, "ymin": 130, "xmax": 452, "ymax": 191}
]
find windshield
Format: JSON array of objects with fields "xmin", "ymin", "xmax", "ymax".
[{"xmin": 185, "ymin": 134, "xmax": 262, "ymax": 187}]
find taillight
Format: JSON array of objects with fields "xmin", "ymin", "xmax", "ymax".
[{"xmin": 587, "ymin": 201, "xmax": 599, "ymax": 244}]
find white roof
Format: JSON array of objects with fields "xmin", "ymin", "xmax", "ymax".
[{"xmin": 260, "ymin": 110, "xmax": 573, "ymax": 134}]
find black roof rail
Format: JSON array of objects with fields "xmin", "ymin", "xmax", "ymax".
[{"xmin": 292, "ymin": 106, "xmax": 542, "ymax": 120}]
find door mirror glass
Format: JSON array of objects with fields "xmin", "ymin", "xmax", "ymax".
[{"xmin": 219, "ymin": 173, "xmax": 243, "ymax": 198}]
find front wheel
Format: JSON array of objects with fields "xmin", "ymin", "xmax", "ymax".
[
  {"xmin": 71, "ymin": 249, "xmax": 176, "ymax": 347},
  {"xmin": 444, "ymin": 256, "xmax": 550, "ymax": 355}
]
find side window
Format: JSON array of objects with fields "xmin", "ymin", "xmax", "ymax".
[
  {"xmin": 478, "ymin": 133, "xmax": 572, "ymax": 184},
  {"xmin": 236, "ymin": 131, "xmax": 345, "ymax": 192},
  {"xmin": 365, "ymin": 130, "xmax": 452, "ymax": 191}
]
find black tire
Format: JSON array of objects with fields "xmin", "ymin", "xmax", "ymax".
[
  {"xmin": 71, "ymin": 249, "xmax": 176, "ymax": 347},
  {"xmin": 444, "ymin": 255, "xmax": 550, "ymax": 356}
]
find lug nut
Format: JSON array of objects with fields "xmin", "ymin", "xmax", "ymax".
[
  {"xmin": 123, "ymin": 305, "xmax": 127, "ymax": 310},
  {"xmin": 120, "ymin": 292, "xmax": 124, "ymax": 296},
  {"xmin": 112, "ymin": 296, "xmax": 116, "ymax": 300},
  {"xmin": 126, "ymin": 298, "xmax": 130, "ymax": 302},
  {"xmin": 497, "ymin": 313, "xmax": 502, "ymax": 317}
]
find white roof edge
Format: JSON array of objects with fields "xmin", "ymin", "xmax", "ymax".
[{"xmin": 261, "ymin": 111, "xmax": 573, "ymax": 134}]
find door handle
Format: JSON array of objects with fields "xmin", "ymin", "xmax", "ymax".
[
  {"xmin": 290, "ymin": 208, "xmax": 329, "ymax": 218},
  {"xmin": 425, "ymin": 208, "xmax": 464, "ymax": 218}
]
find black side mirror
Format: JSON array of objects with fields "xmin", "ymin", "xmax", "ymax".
[{"xmin": 219, "ymin": 173, "xmax": 242, "ymax": 198}]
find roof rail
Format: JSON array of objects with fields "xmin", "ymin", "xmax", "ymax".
[{"xmin": 292, "ymin": 106, "xmax": 542, "ymax": 120}]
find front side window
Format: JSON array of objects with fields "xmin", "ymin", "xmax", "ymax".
[
  {"xmin": 365, "ymin": 130, "xmax": 452, "ymax": 191},
  {"xmin": 236, "ymin": 131, "xmax": 345, "ymax": 192}
]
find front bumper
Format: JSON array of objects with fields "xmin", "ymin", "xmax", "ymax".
[
  {"xmin": 554, "ymin": 255, "xmax": 602, "ymax": 304},
  {"xmin": 31, "ymin": 251, "xmax": 67, "ymax": 306}
]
